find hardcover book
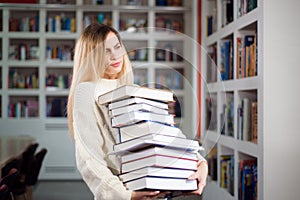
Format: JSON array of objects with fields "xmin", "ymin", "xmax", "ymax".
[
  {"xmin": 108, "ymin": 97, "xmax": 169, "ymax": 110},
  {"xmin": 121, "ymin": 154, "xmax": 198, "ymax": 173},
  {"xmin": 110, "ymin": 103, "xmax": 168, "ymax": 117},
  {"xmin": 118, "ymin": 121, "xmax": 185, "ymax": 143},
  {"xmin": 111, "ymin": 111, "xmax": 174, "ymax": 127},
  {"xmin": 119, "ymin": 166, "xmax": 195, "ymax": 183},
  {"xmin": 98, "ymin": 85, "xmax": 174, "ymax": 105},
  {"xmin": 124, "ymin": 176, "xmax": 198, "ymax": 191},
  {"xmin": 120, "ymin": 146, "xmax": 198, "ymax": 163},
  {"xmin": 112, "ymin": 133, "xmax": 203, "ymax": 154}
]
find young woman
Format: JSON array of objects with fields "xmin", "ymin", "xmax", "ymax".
[{"xmin": 67, "ymin": 23, "xmax": 208, "ymax": 200}]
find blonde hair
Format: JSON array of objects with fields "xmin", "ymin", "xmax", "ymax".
[{"xmin": 67, "ymin": 23, "xmax": 133, "ymax": 138}]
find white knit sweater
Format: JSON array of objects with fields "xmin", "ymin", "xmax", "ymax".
[{"xmin": 73, "ymin": 80, "xmax": 132, "ymax": 200}]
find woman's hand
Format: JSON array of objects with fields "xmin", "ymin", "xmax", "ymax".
[
  {"xmin": 186, "ymin": 160, "xmax": 208, "ymax": 195},
  {"xmin": 131, "ymin": 191, "xmax": 170, "ymax": 200}
]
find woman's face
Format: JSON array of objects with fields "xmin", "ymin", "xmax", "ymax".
[{"xmin": 104, "ymin": 32, "xmax": 125, "ymax": 79}]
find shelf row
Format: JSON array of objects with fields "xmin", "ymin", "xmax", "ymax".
[
  {"xmin": 205, "ymin": 143, "xmax": 258, "ymax": 200},
  {"xmin": 0, "ymin": 0, "xmax": 185, "ymax": 6},
  {"xmin": 0, "ymin": 4, "xmax": 188, "ymax": 34},
  {"xmin": 0, "ymin": 38, "xmax": 186, "ymax": 62},
  {"xmin": 204, "ymin": 88, "xmax": 258, "ymax": 147},
  {"xmin": 204, "ymin": 19, "xmax": 258, "ymax": 83},
  {"xmin": 205, "ymin": 0, "xmax": 257, "ymax": 37},
  {"xmin": 0, "ymin": 64, "xmax": 185, "ymax": 89},
  {"xmin": 0, "ymin": 67, "xmax": 186, "ymax": 118}
]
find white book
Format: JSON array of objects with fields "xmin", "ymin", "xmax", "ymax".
[
  {"xmin": 121, "ymin": 146, "xmax": 198, "ymax": 163},
  {"xmin": 121, "ymin": 154, "xmax": 198, "ymax": 173},
  {"xmin": 118, "ymin": 121, "xmax": 185, "ymax": 143},
  {"xmin": 119, "ymin": 166, "xmax": 195, "ymax": 183},
  {"xmin": 124, "ymin": 176, "xmax": 198, "ymax": 191},
  {"xmin": 112, "ymin": 133, "xmax": 203, "ymax": 154},
  {"xmin": 110, "ymin": 103, "xmax": 168, "ymax": 117},
  {"xmin": 111, "ymin": 111, "xmax": 174, "ymax": 127},
  {"xmin": 98, "ymin": 85, "xmax": 174, "ymax": 105},
  {"xmin": 242, "ymin": 98, "xmax": 251, "ymax": 141},
  {"xmin": 108, "ymin": 97, "xmax": 169, "ymax": 110}
]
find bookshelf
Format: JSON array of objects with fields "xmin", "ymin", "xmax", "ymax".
[
  {"xmin": 0, "ymin": 0, "xmax": 198, "ymax": 180},
  {"xmin": 201, "ymin": 0, "xmax": 300, "ymax": 199},
  {"xmin": 202, "ymin": 0, "xmax": 261, "ymax": 198}
]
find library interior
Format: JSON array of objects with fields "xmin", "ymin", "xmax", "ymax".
[{"xmin": 0, "ymin": 0, "xmax": 299, "ymax": 200}]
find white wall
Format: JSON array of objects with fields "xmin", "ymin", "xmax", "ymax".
[{"xmin": 263, "ymin": 0, "xmax": 300, "ymax": 199}]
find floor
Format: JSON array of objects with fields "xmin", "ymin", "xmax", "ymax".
[
  {"xmin": 32, "ymin": 181, "xmax": 201, "ymax": 200},
  {"xmin": 33, "ymin": 181, "xmax": 93, "ymax": 200}
]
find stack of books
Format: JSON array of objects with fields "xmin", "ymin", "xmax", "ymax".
[{"xmin": 98, "ymin": 85, "xmax": 203, "ymax": 194}]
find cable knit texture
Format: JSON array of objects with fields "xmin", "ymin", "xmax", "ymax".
[{"xmin": 73, "ymin": 80, "xmax": 131, "ymax": 200}]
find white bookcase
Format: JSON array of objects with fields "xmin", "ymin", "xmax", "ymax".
[
  {"xmin": 0, "ymin": 0, "xmax": 198, "ymax": 180},
  {"xmin": 201, "ymin": 0, "xmax": 300, "ymax": 199}
]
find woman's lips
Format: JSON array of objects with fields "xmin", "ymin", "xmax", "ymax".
[{"xmin": 111, "ymin": 62, "xmax": 120, "ymax": 67}]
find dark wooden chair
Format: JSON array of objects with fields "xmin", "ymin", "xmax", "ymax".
[
  {"xmin": 0, "ymin": 168, "xmax": 18, "ymax": 200},
  {"xmin": 20, "ymin": 143, "xmax": 39, "ymax": 176},
  {"xmin": 0, "ymin": 184, "xmax": 8, "ymax": 200},
  {"xmin": 25, "ymin": 148, "xmax": 48, "ymax": 200}
]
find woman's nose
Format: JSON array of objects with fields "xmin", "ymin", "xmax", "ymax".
[{"xmin": 110, "ymin": 50, "xmax": 117, "ymax": 60}]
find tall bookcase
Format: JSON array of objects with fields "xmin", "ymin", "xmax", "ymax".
[
  {"xmin": 201, "ymin": 0, "xmax": 300, "ymax": 199},
  {"xmin": 0, "ymin": 0, "xmax": 198, "ymax": 179}
]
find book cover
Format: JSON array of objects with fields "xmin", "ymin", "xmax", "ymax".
[
  {"xmin": 118, "ymin": 121, "xmax": 185, "ymax": 143},
  {"xmin": 239, "ymin": 159, "xmax": 257, "ymax": 200},
  {"xmin": 108, "ymin": 97, "xmax": 169, "ymax": 110},
  {"xmin": 124, "ymin": 176, "xmax": 198, "ymax": 191},
  {"xmin": 121, "ymin": 154, "xmax": 198, "ymax": 173},
  {"xmin": 120, "ymin": 146, "xmax": 198, "ymax": 163},
  {"xmin": 110, "ymin": 103, "xmax": 168, "ymax": 117},
  {"xmin": 98, "ymin": 85, "xmax": 174, "ymax": 105},
  {"xmin": 112, "ymin": 133, "xmax": 203, "ymax": 154},
  {"xmin": 119, "ymin": 166, "xmax": 195, "ymax": 183},
  {"xmin": 111, "ymin": 111, "xmax": 174, "ymax": 127},
  {"xmin": 243, "ymin": 35, "xmax": 255, "ymax": 77},
  {"xmin": 26, "ymin": 100, "xmax": 38, "ymax": 117}
]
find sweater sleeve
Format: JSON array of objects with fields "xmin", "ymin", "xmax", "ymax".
[{"xmin": 73, "ymin": 82, "xmax": 132, "ymax": 200}]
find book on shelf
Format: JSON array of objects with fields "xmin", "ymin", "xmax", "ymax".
[
  {"xmin": 236, "ymin": 37, "xmax": 242, "ymax": 79},
  {"xmin": 108, "ymin": 97, "xmax": 169, "ymax": 110},
  {"xmin": 220, "ymin": 99, "xmax": 234, "ymax": 136},
  {"xmin": 237, "ymin": 0, "xmax": 257, "ymax": 17},
  {"xmin": 239, "ymin": 159, "xmax": 257, "ymax": 200},
  {"xmin": 111, "ymin": 111, "xmax": 174, "ymax": 128},
  {"xmin": 121, "ymin": 154, "xmax": 198, "ymax": 174},
  {"xmin": 117, "ymin": 121, "xmax": 185, "ymax": 143},
  {"xmin": 221, "ymin": 0, "xmax": 233, "ymax": 27},
  {"xmin": 109, "ymin": 103, "xmax": 168, "ymax": 117},
  {"xmin": 120, "ymin": 146, "xmax": 197, "ymax": 163},
  {"xmin": 237, "ymin": 34, "xmax": 257, "ymax": 79},
  {"xmin": 112, "ymin": 133, "xmax": 203, "ymax": 154},
  {"xmin": 220, "ymin": 155, "xmax": 234, "ymax": 195},
  {"xmin": 207, "ymin": 44, "xmax": 217, "ymax": 83},
  {"xmin": 251, "ymin": 101, "xmax": 258, "ymax": 143},
  {"xmin": 124, "ymin": 176, "xmax": 197, "ymax": 191},
  {"xmin": 98, "ymin": 85, "xmax": 174, "ymax": 105},
  {"xmin": 207, "ymin": 147, "xmax": 218, "ymax": 181},
  {"xmin": 220, "ymin": 39, "xmax": 233, "ymax": 80},
  {"xmin": 119, "ymin": 166, "xmax": 195, "ymax": 183}
]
